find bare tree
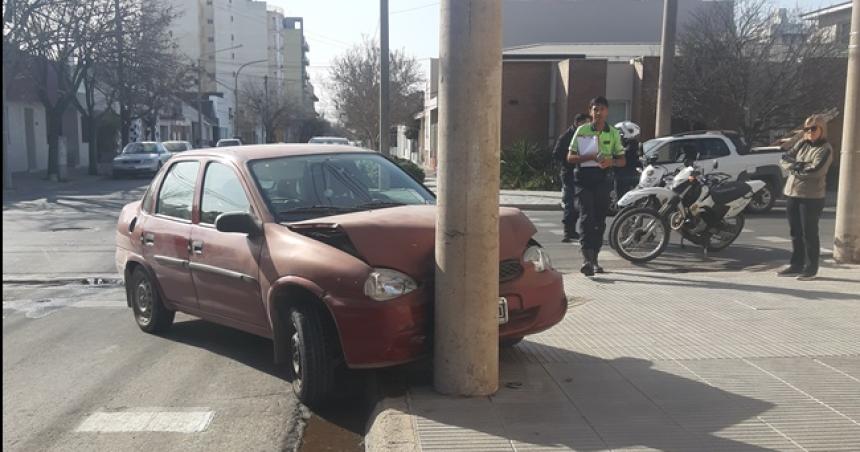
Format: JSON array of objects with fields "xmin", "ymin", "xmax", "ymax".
[
  {"xmin": 674, "ymin": 0, "xmax": 845, "ymax": 145},
  {"xmin": 12, "ymin": 0, "xmax": 115, "ymax": 178},
  {"xmin": 240, "ymin": 80, "xmax": 298, "ymax": 143},
  {"xmin": 327, "ymin": 37, "xmax": 423, "ymax": 149}
]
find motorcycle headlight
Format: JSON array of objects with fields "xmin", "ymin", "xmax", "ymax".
[
  {"xmin": 523, "ymin": 245, "xmax": 553, "ymax": 272},
  {"xmin": 364, "ymin": 268, "xmax": 417, "ymax": 301}
]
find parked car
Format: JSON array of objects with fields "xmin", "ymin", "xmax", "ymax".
[
  {"xmin": 216, "ymin": 138, "xmax": 242, "ymax": 147},
  {"xmin": 112, "ymin": 142, "xmax": 171, "ymax": 178},
  {"xmin": 162, "ymin": 140, "xmax": 193, "ymax": 154},
  {"xmin": 308, "ymin": 136, "xmax": 350, "ymax": 145},
  {"xmin": 115, "ymin": 144, "xmax": 566, "ymax": 404},
  {"xmin": 641, "ymin": 131, "xmax": 785, "ymax": 213}
]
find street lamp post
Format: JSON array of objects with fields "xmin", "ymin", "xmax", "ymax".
[
  {"xmin": 195, "ymin": 45, "xmax": 243, "ymax": 147},
  {"xmin": 233, "ymin": 59, "xmax": 267, "ymax": 140}
]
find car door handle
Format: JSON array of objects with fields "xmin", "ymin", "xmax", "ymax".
[
  {"xmin": 191, "ymin": 240, "xmax": 204, "ymax": 255},
  {"xmin": 141, "ymin": 232, "xmax": 155, "ymax": 246}
]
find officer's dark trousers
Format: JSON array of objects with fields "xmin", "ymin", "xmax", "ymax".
[
  {"xmin": 575, "ymin": 168, "xmax": 610, "ymax": 251},
  {"xmin": 561, "ymin": 171, "xmax": 579, "ymax": 235}
]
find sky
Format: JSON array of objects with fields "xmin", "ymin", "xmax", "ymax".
[{"xmin": 268, "ymin": 0, "xmax": 847, "ymax": 119}]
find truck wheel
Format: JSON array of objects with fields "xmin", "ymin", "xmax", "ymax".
[
  {"xmin": 129, "ymin": 267, "xmax": 174, "ymax": 334},
  {"xmin": 288, "ymin": 304, "xmax": 337, "ymax": 406},
  {"xmin": 746, "ymin": 180, "xmax": 776, "ymax": 214}
]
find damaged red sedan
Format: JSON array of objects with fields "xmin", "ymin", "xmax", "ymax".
[{"xmin": 115, "ymin": 145, "xmax": 566, "ymax": 404}]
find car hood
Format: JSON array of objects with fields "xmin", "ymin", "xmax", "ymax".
[{"xmin": 288, "ymin": 205, "xmax": 536, "ymax": 277}]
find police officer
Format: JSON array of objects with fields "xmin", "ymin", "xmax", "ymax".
[
  {"xmin": 553, "ymin": 113, "xmax": 592, "ymax": 242},
  {"xmin": 567, "ymin": 97, "xmax": 626, "ymax": 276}
]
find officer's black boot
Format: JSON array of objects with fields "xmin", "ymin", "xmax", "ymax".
[
  {"xmin": 580, "ymin": 249, "xmax": 595, "ymax": 277},
  {"xmin": 593, "ymin": 250, "xmax": 605, "ymax": 274}
]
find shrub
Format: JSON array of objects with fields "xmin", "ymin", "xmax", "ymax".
[
  {"xmin": 391, "ymin": 156, "xmax": 426, "ymax": 182},
  {"xmin": 500, "ymin": 140, "xmax": 560, "ymax": 190}
]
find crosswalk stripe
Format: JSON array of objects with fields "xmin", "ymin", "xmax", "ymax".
[
  {"xmin": 76, "ymin": 410, "xmax": 214, "ymax": 433},
  {"xmin": 757, "ymin": 236, "xmax": 792, "ymax": 243}
]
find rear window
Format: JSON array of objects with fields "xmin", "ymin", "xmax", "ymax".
[{"xmin": 123, "ymin": 143, "xmax": 160, "ymax": 154}]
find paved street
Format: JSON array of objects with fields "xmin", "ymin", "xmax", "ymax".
[{"xmin": 4, "ymin": 175, "xmax": 858, "ymax": 452}]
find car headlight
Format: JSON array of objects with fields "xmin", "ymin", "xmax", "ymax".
[
  {"xmin": 523, "ymin": 245, "xmax": 553, "ymax": 272},
  {"xmin": 364, "ymin": 268, "xmax": 417, "ymax": 301}
]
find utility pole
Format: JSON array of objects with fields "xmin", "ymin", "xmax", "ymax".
[
  {"xmin": 379, "ymin": 0, "xmax": 390, "ymax": 155},
  {"xmin": 197, "ymin": 59, "xmax": 205, "ymax": 148},
  {"xmin": 115, "ymin": 0, "xmax": 129, "ymax": 147},
  {"xmin": 834, "ymin": 0, "xmax": 860, "ymax": 263},
  {"xmin": 263, "ymin": 75, "xmax": 269, "ymax": 143},
  {"xmin": 655, "ymin": 0, "xmax": 677, "ymax": 137},
  {"xmin": 434, "ymin": 0, "xmax": 502, "ymax": 397},
  {"xmin": 233, "ymin": 58, "xmax": 266, "ymax": 140}
]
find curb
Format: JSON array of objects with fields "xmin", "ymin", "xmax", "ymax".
[
  {"xmin": 365, "ymin": 392, "xmax": 418, "ymax": 452},
  {"xmin": 2, "ymin": 274, "xmax": 123, "ymax": 286},
  {"xmin": 500, "ymin": 203, "xmax": 562, "ymax": 211}
]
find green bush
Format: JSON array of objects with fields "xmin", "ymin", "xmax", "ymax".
[
  {"xmin": 500, "ymin": 140, "xmax": 560, "ymax": 190},
  {"xmin": 391, "ymin": 156, "xmax": 426, "ymax": 182}
]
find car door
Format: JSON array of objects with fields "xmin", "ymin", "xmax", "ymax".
[
  {"xmin": 697, "ymin": 138, "xmax": 733, "ymax": 174},
  {"xmin": 188, "ymin": 160, "xmax": 267, "ymax": 328},
  {"xmin": 139, "ymin": 160, "xmax": 200, "ymax": 308}
]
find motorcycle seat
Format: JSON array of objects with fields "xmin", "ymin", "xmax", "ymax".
[{"xmin": 710, "ymin": 181, "xmax": 752, "ymax": 205}]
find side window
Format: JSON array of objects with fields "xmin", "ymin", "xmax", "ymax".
[
  {"xmin": 651, "ymin": 140, "xmax": 697, "ymax": 164},
  {"xmin": 699, "ymin": 139, "xmax": 731, "ymax": 159},
  {"xmin": 200, "ymin": 162, "xmax": 251, "ymax": 224},
  {"xmin": 156, "ymin": 161, "xmax": 199, "ymax": 221}
]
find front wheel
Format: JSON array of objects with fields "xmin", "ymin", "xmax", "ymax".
[
  {"xmin": 610, "ymin": 207, "xmax": 671, "ymax": 263},
  {"xmin": 288, "ymin": 304, "xmax": 338, "ymax": 406}
]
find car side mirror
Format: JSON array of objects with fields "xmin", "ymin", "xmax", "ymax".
[{"xmin": 215, "ymin": 212, "xmax": 261, "ymax": 236}]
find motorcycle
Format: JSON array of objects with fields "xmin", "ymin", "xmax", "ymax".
[
  {"xmin": 608, "ymin": 160, "xmax": 766, "ymax": 263},
  {"xmin": 608, "ymin": 158, "xmax": 672, "ymax": 248}
]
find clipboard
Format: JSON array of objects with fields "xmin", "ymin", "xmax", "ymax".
[{"xmin": 576, "ymin": 136, "xmax": 600, "ymax": 168}]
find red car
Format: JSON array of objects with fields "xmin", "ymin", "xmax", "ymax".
[{"xmin": 115, "ymin": 145, "xmax": 566, "ymax": 404}]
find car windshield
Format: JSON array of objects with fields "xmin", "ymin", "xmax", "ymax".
[
  {"xmin": 122, "ymin": 143, "xmax": 160, "ymax": 154},
  {"xmin": 249, "ymin": 153, "xmax": 435, "ymax": 221},
  {"xmin": 163, "ymin": 142, "xmax": 189, "ymax": 153}
]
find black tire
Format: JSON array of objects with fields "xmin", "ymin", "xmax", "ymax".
[
  {"xmin": 288, "ymin": 304, "xmax": 338, "ymax": 406},
  {"xmin": 611, "ymin": 207, "xmax": 671, "ymax": 263},
  {"xmin": 745, "ymin": 180, "xmax": 776, "ymax": 214},
  {"xmin": 500, "ymin": 336, "xmax": 524, "ymax": 348},
  {"xmin": 128, "ymin": 267, "xmax": 174, "ymax": 334}
]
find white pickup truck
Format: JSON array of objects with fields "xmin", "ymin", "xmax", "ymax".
[{"xmin": 641, "ymin": 130, "xmax": 785, "ymax": 213}]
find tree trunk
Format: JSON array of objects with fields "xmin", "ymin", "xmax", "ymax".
[
  {"xmin": 45, "ymin": 107, "xmax": 62, "ymax": 178},
  {"xmin": 88, "ymin": 114, "xmax": 99, "ymax": 175},
  {"xmin": 2, "ymin": 69, "xmax": 12, "ymax": 189}
]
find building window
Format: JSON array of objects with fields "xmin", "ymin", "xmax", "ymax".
[
  {"xmin": 207, "ymin": 19, "xmax": 213, "ymax": 24},
  {"xmin": 231, "ymin": 34, "xmax": 234, "ymax": 41},
  {"xmin": 208, "ymin": 37, "xmax": 214, "ymax": 43},
  {"xmin": 230, "ymin": 16, "xmax": 234, "ymax": 22}
]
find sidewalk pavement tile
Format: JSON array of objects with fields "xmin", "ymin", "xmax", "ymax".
[{"xmin": 367, "ymin": 267, "xmax": 860, "ymax": 452}]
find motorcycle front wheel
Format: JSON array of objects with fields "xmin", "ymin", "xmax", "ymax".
[{"xmin": 610, "ymin": 207, "xmax": 671, "ymax": 263}]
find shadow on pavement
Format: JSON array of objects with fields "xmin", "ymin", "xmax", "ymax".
[
  {"xmin": 165, "ymin": 318, "xmax": 372, "ymax": 452},
  {"xmin": 386, "ymin": 343, "xmax": 776, "ymax": 451}
]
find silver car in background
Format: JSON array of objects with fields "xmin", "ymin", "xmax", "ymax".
[
  {"xmin": 112, "ymin": 142, "xmax": 171, "ymax": 178},
  {"xmin": 162, "ymin": 140, "xmax": 193, "ymax": 154}
]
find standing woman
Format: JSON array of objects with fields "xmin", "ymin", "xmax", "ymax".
[{"xmin": 778, "ymin": 114, "xmax": 833, "ymax": 280}]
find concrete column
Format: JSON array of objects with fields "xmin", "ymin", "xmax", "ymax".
[
  {"xmin": 655, "ymin": 0, "xmax": 677, "ymax": 137},
  {"xmin": 434, "ymin": 0, "xmax": 502, "ymax": 397},
  {"xmin": 834, "ymin": 0, "xmax": 860, "ymax": 264}
]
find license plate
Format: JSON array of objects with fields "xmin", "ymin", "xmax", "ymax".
[{"xmin": 498, "ymin": 297, "xmax": 509, "ymax": 325}]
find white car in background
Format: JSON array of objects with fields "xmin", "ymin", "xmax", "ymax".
[
  {"xmin": 162, "ymin": 140, "xmax": 193, "ymax": 154},
  {"xmin": 216, "ymin": 138, "xmax": 242, "ymax": 147},
  {"xmin": 309, "ymin": 136, "xmax": 350, "ymax": 145},
  {"xmin": 111, "ymin": 142, "xmax": 171, "ymax": 178}
]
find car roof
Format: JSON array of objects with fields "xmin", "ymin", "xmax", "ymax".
[
  {"xmin": 310, "ymin": 136, "xmax": 349, "ymax": 140},
  {"xmin": 176, "ymin": 143, "xmax": 376, "ymax": 163}
]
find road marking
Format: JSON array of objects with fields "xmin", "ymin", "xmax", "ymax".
[
  {"xmin": 548, "ymin": 229, "xmax": 565, "ymax": 236},
  {"xmin": 76, "ymin": 410, "xmax": 215, "ymax": 433},
  {"xmin": 820, "ymin": 247, "xmax": 833, "ymax": 254},
  {"xmin": 742, "ymin": 228, "xmax": 755, "ymax": 233},
  {"xmin": 756, "ymin": 236, "xmax": 791, "ymax": 243}
]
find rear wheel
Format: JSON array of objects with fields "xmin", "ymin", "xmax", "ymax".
[
  {"xmin": 611, "ymin": 207, "xmax": 670, "ymax": 263},
  {"xmin": 129, "ymin": 267, "xmax": 174, "ymax": 334},
  {"xmin": 746, "ymin": 180, "xmax": 776, "ymax": 214},
  {"xmin": 288, "ymin": 304, "xmax": 338, "ymax": 406}
]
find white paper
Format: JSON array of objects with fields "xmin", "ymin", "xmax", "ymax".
[{"xmin": 576, "ymin": 136, "xmax": 600, "ymax": 167}]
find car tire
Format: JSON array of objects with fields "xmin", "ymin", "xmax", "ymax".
[
  {"xmin": 288, "ymin": 304, "xmax": 337, "ymax": 406},
  {"xmin": 129, "ymin": 267, "xmax": 175, "ymax": 334},
  {"xmin": 745, "ymin": 180, "xmax": 776, "ymax": 214},
  {"xmin": 500, "ymin": 336, "xmax": 524, "ymax": 348}
]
